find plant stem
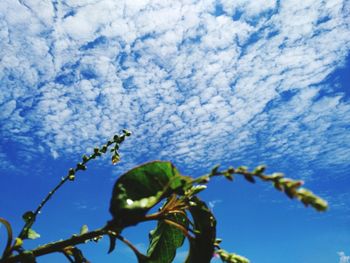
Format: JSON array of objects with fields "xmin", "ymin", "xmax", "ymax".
[
  {"xmin": 0, "ymin": 218, "xmax": 13, "ymax": 259},
  {"xmin": 3, "ymin": 228, "xmax": 107, "ymax": 263},
  {"xmin": 18, "ymin": 176, "xmax": 70, "ymax": 240},
  {"xmin": 17, "ymin": 132, "xmax": 130, "ymax": 240},
  {"xmin": 116, "ymin": 235, "xmax": 147, "ymax": 259},
  {"xmin": 163, "ymin": 219, "xmax": 194, "ymax": 240}
]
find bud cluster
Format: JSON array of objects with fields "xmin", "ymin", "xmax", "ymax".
[{"xmin": 198, "ymin": 164, "xmax": 328, "ymax": 212}]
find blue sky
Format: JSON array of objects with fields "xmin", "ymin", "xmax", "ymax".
[{"xmin": 0, "ymin": 0, "xmax": 350, "ymax": 262}]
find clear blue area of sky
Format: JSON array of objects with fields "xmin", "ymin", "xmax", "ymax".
[{"xmin": 1, "ymin": 1, "xmax": 350, "ymax": 263}]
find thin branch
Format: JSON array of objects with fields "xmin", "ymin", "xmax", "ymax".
[
  {"xmin": 0, "ymin": 218, "xmax": 13, "ymax": 259},
  {"xmin": 17, "ymin": 131, "xmax": 131, "ymax": 240},
  {"xmin": 4, "ymin": 228, "xmax": 108, "ymax": 263},
  {"xmin": 62, "ymin": 251, "xmax": 75, "ymax": 263},
  {"xmin": 163, "ymin": 219, "xmax": 194, "ymax": 240},
  {"xmin": 116, "ymin": 235, "xmax": 147, "ymax": 259}
]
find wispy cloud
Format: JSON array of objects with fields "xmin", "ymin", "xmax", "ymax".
[
  {"xmin": 0, "ymin": 0, "xmax": 349, "ymax": 178},
  {"xmin": 339, "ymin": 251, "xmax": 350, "ymax": 263},
  {"xmin": 209, "ymin": 199, "xmax": 222, "ymax": 211}
]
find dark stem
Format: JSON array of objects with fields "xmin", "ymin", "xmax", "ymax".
[
  {"xmin": 18, "ymin": 176, "xmax": 70, "ymax": 240},
  {"xmin": 0, "ymin": 218, "xmax": 13, "ymax": 259},
  {"xmin": 163, "ymin": 219, "xmax": 194, "ymax": 240},
  {"xmin": 4, "ymin": 228, "xmax": 108, "ymax": 263},
  {"xmin": 116, "ymin": 235, "xmax": 147, "ymax": 259},
  {"xmin": 62, "ymin": 252, "xmax": 75, "ymax": 263}
]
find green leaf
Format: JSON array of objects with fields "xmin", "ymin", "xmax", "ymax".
[
  {"xmin": 109, "ymin": 161, "xmax": 191, "ymax": 227},
  {"xmin": 146, "ymin": 213, "xmax": 188, "ymax": 263},
  {"xmin": 185, "ymin": 197, "xmax": 216, "ymax": 263},
  {"xmin": 27, "ymin": 229, "xmax": 40, "ymax": 240}
]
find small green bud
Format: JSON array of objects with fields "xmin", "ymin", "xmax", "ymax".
[
  {"xmin": 14, "ymin": 238, "xmax": 23, "ymax": 248},
  {"xmin": 122, "ymin": 129, "xmax": 132, "ymax": 136},
  {"xmin": 189, "ymin": 185, "xmax": 207, "ymax": 195},
  {"xmin": 22, "ymin": 211, "xmax": 35, "ymax": 223},
  {"xmin": 76, "ymin": 163, "xmax": 87, "ymax": 171},
  {"xmin": 284, "ymin": 188, "xmax": 296, "ymax": 199},
  {"xmin": 244, "ymin": 174, "xmax": 255, "ymax": 183},
  {"xmin": 112, "ymin": 154, "xmax": 120, "ymax": 165},
  {"xmin": 223, "ymin": 172, "xmax": 233, "ymax": 181},
  {"xmin": 100, "ymin": 145, "xmax": 108, "ymax": 153},
  {"xmin": 119, "ymin": 135, "xmax": 125, "ymax": 142},
  {"xmin": 82, "ymin": 155, "xmax": 89, "ymax": 162},
  {"xmin": 189, "ymin": 201, "xmax": 197, "ymax": 206},
  {"xmin": 214, "ymin": 238, "xmax": 222, "ymax": 245},
  {"xmin": 68, "ymin": 175, "xmax": 75, "ymax": 181},
  {"xmin": 274, "ymin": 182, "xmax": 283, "ymax": 191},
  {"xmin": 211, "ymin": 164, "xmax": 220, "ymax": 175},
  {"xmin": 227, "ymin": 166, "xmax": 235, "ymax": 174},
  {"xmin": 68, "ymin": 168, "xmax": 75, "ymax": 176},
  {"xmin": 80, "ymin": 224, "xmax": 89, "ymax": 235},
  {"xmin": 271, "ymin": 173, "xmax": 284, "ymax": 179},
  {"xmin": 237, "ymin": 166, "xmax": 248, "ymax": 172},
  {"xmin": 312, "ymin": 198, "xmax": 328, "ymax": 212},
  {"xmin": 253, "ymin": 165, "xmax": 266, "ymax": 175}
]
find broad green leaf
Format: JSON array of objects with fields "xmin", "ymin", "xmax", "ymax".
[
  {"xmin": 109, "ymin": 161, "xmax": 191, "ymax": 227},
  {"xmin": 185, "ymin": 197, "xmax": 216, "ymax": 263},
  {"xmin": 146, "ymin": 213, "xmax": 188, "ymax": 263}
]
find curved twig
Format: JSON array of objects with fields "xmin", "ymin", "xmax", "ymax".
[{"xmin": 0, "ymin": 218, "xmax": 13, "ymax": 259}]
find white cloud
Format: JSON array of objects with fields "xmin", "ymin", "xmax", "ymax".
[
  {"xmin": 0, "ymin": 0, "xmax": 349, "ymax": 180},
  {"xmin": 339, "ymin": 251, "xmax": 350, "ymax": 263},
  {"xmin": 209, "ymin": 200, "xmax": 222, "ymax": 211}
]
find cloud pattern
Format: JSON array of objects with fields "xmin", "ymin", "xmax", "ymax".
[
  {"xmin": 339, "ymin": 252, "xmax": 350, "ymax": 263},
  {"xmin": 0, "ymin": 0, "xmax": 350, "ymax": 177}
]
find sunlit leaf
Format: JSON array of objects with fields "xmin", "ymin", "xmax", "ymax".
[{"xmin": 109, "ymin": 161, "xmax": 190, "ymax": 227}]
